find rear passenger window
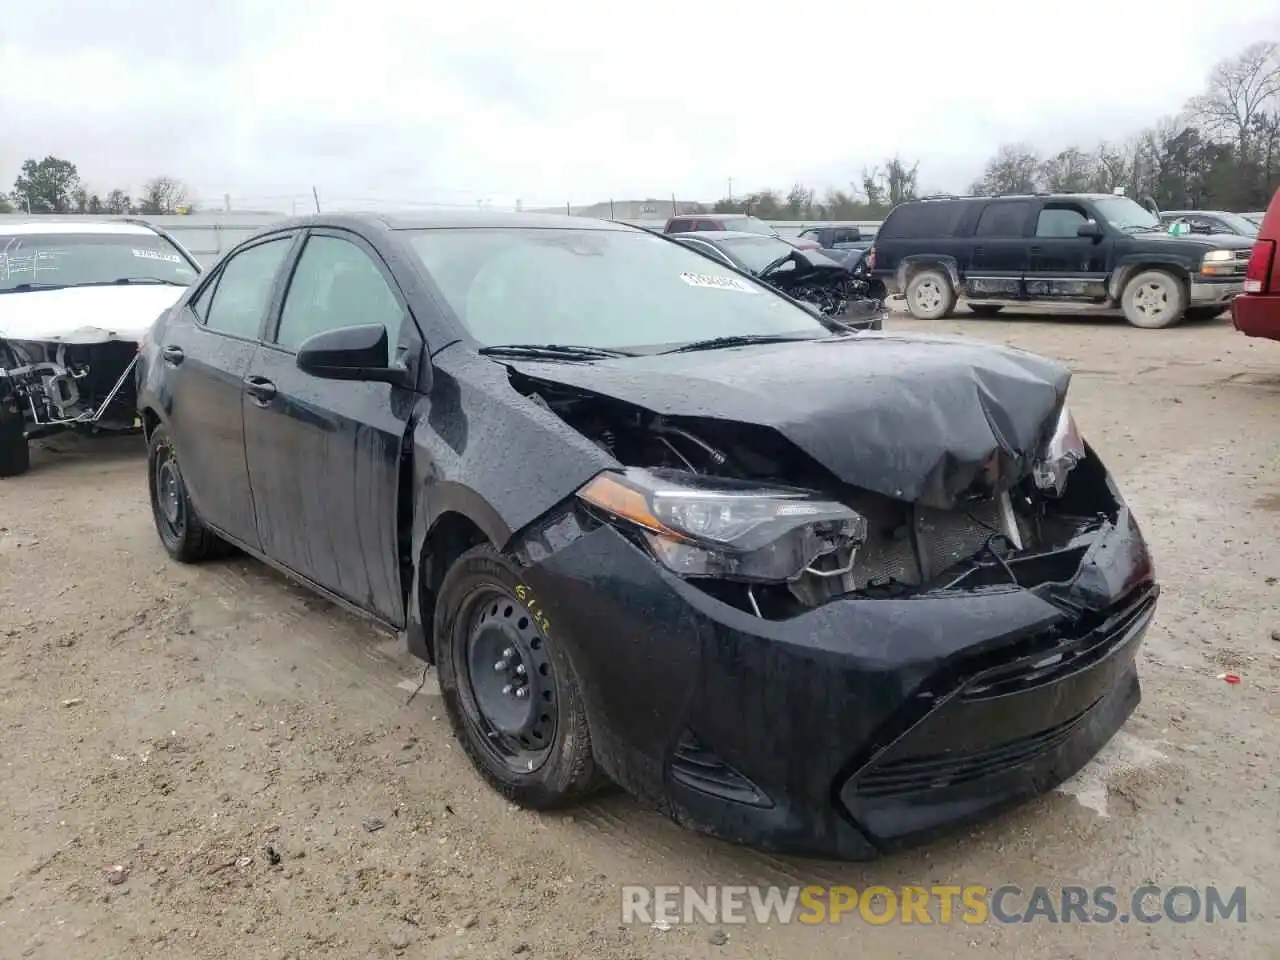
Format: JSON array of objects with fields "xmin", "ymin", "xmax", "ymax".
[
  {"xmin": 202, "ymin": 236, "xmax": 293, "ymax": 340},
  {"xmin": 667, "ymin": 219, "xmax": 691, "ymax": 233},
  {"xmin": 878, "ymin": 202, "xmax": 971, "ymax": 239},
  {"xmin": 974, "ymin": 202, "xmax": 1032, "ymax": 238}
]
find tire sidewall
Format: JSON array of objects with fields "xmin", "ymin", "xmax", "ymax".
[
  {"xmin": 1122, "ymin": 270, "xmax": 1186, "ymax": 329},
  {"xmin": 434, "ymin": 546, "xmax": 595, "ymax": 807},
  {"xmin": 906, "ymin": 269, "xmax": 955, "ymax": 320},
  {"xmin": 147, "ymin": 424, "xmax": 192, "ymax": 556},
  {"xmin": 0, "ymin": 400, "xmax": 30, "ymax": 477}
]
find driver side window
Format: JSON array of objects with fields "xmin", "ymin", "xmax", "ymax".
[
  {"xmin": 1035, "ymin": 205, "xmax": 1090, "ymax": 238},
  {"xmin": 275, "ymin": 235, "xmax": 405, "ymax": 353}
]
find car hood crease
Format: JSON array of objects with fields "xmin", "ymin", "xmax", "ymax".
[{"xmin": 506, "ymin": 334, "xmax": 1071, "ymax": 509}]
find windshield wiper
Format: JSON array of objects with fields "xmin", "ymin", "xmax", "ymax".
[
  {"xmin": 105, "ymin": 277, "xmax": 187, "ymax": 286},
  {"xmin": 662, "ymin": 333, "xmax": 817, "ymax": 354},
  {"xmin": 1, "ymin": 281, "xmax": 68, "ymax": 294},
  {"xmin": 478, "ymin": 343, "xmax": 637, "ymax": 360}
]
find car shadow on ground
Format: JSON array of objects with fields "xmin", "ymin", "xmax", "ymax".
[{"xmin": 26, "ymin": 432, "xmax": 147, "ymax": 473}]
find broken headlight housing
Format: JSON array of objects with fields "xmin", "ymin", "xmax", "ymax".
[
  {"xmin": 1032, "ymin": 404, "xmax": 1086, "ymax": 497},
  {"xmin": 576, "ymin": 468, "xmax": 867, "ymax": 582}
]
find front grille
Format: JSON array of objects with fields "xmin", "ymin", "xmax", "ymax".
[
  {"xmin": 960, "ymin": 587, "xmax": 1156, "ymax": 701},
  {"xmin": 851, "ymin": 704, "xmax": 1095, "ymax": 799}
]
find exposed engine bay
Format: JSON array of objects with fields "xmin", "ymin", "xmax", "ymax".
[
  {"xmin": 0, "ymin": 338, "xmax": 140, "ymax": 438},
  {"xmin": 757, "ymin": 249, "xmax": 880, "ymax": 325},
  {"xmin": 517, "ymin": 372, "xmax": 1103, "ymax": 620},
  {"xmin": 760, "ymin": 250, "xmax": 883, "ymax": 325}
]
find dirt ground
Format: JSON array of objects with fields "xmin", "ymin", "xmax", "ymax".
[{"xmin": 1, "ymin": 306, "xmax": 1278, "ymax": 960}]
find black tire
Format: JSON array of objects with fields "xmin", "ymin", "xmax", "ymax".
[
  {"xmin": 434, "ymin": 544, "xmax": 601, "ymax": 809},
  {"xmin": 0, "ymin": 399, "xmax": 30, "ymax": 478},
  {"xmin": 905, "ymin": 269, "xmax": 956, "ymax": 320},
  {"xmin": 967, "ymin": 304, "xmax": 1005, "ymax": 318},
  {"xmin": 1183, "ymin": 306, "xmax": 1225, "ymax": 322},
  {"xmin": 146, "ymin": 423, "xmax": 223, "ymax": 562}
]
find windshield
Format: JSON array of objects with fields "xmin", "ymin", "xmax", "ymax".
[
  {"xmin": 1091, "ymin": 197, "xmax": 1160, "ymax": 232},
  {"xmin": 717, "ymin": 235, "xmax": 800, "ymax": 273},
  {"xmin": 408, "ymin": 227, "xmax": 831, "ymax": 351},
  {"xmin": 0, "ymin": 232, "xmax": 198, "ymax": 292},
  {"xmin": 1214, "ymin": 212, "xmax": 1259, "ymax": 236},
  {"xmin": 725, "ymin": 216, "xmax": 780, "ymax": 237}
]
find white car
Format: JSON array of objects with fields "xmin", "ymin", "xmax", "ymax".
[{"xmin": 0, "ymin": 219, "xmax": 201, "ymax": 476}]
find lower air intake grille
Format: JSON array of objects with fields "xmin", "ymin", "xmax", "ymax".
[{"xmin": 670, "ymin": 732, "xmax": 772, "ymax": 808}]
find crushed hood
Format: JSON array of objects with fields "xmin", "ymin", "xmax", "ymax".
[
  {"xmin": 0, "ymin": 284, "xmax": 188, "ymax": 344},
  {"xmin": 507, "ymin": 333, "xmax": 1071, "ymax": 509}
]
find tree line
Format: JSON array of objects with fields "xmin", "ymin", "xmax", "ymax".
[
  {"xmin": 0, "ymin": 157, "xmax": 195, "ymax": 216},
  {"xmin": 705, "ymin": 39, "xmax": 1280, "ymax": 220}
]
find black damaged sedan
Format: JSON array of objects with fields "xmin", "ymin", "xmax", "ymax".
[{"xmin": 137, "ymin": 211, "xmax": 1159, "ymax": 860}]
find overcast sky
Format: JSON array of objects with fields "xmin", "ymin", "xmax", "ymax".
[{"xmin": 3, "ymin": 0, "xmax": 1279, "ymax": 211}]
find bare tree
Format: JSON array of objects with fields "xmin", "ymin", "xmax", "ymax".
[
  {"xmin": 1187, "ymin": 41, "xmax": 1280, "ymax": 159},
  {"xmin": 975, "ymin": 143, "xmax": 1042, "ymax": 195},
  {"xmin": 1039, "ymin": 146, "xmax": 1096, "ymax": 192},
  {"xmin": 138, "ymin": 176, "xmax": 191, "ymax": 215},
  {"xmin": 1093, "ymin": 141, "xmax": 1131, "ymax": 192}
]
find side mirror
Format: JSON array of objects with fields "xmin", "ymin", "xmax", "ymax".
[
  {"xmin": 296, "ymin": 323, "xmax": 410, "ymax": 386},
  {"xmin": 1077, "ymin": 220, "xmax": 1105, "ymax": 239}
]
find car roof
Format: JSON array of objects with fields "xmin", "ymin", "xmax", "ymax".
[
  {"xmin": 670, "ymin": 213, "xmax": 753, "ymax": 220},
  {"xmin": 0, "ymin": 219, "xmax": 159, "ymax": 236},
  {"xmin": 249, "ymin": 210, "xmax": 631, "ymax": 234},
  {"xmin": 670, "ymin": 230, "xmax": 773, "ymax": 241},
  {"xmin": 911, "ymin": 193, "xmax": 1119, "ymax": 204}
]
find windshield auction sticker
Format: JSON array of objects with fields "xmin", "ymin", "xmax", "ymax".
[
  {"xmin": 679, "ymin": 272, "xmax": 756, "ymax": 293},
  {"xmin": 132, "ymin": 248, "xmax": 184, "ymax": 263}
]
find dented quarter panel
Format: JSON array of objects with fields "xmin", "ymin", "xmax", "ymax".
[
  {"xmin": 402, "ymin": 344, "xmax": 619, "ymax": 658},
  {"xmin": 503, "ymin": 333, "xmax": 1071, "ymax": 509}
]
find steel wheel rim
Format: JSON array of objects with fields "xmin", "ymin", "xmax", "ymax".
[
  {"xmin": 455, "ymin": 586, "xmax": 558, "ymax": 774},
  {"xmin": 151, "ymin": 445, "xmax": 186, "ymax": 542}
]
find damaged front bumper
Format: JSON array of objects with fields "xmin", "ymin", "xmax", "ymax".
[{"xmin": 513, "ymin": 500, "xmax": 1157, "ymax": 860}]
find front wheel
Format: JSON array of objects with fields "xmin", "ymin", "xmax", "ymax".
[
  {"xmin": 0, "ymin": 399, "xmax": 30, "ymax": 477},
  {"xmin": 434, "ymin": 545, "xmax": 601, "ymax": 809},
  {"xmin": 905, "ymin": 269, "xmax": 956, "ymax": 320},
  {"xmin": 1121, "ymin": 270, "xmax": 1187, "ymax": 329}
]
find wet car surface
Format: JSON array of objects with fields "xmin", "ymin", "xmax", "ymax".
[{"xmin": 135, "ymin": 210, "xmax": 1158, "ymax": 859}]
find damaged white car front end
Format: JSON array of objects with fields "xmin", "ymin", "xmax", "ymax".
[{"xmin": 0, "ymin": 220, "xmax": 200, "ymax": 476}]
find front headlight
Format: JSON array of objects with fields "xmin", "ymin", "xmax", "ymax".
[
  {"xmin": 576, "ymin": 468, "xmax": 867, "ymax": 582},
  {"xmin": 1202, "ymin": 249, "xmax": 1234, "ymax": 262},
  {"xmin": 1032, "ymin": 405, "xmax": 1086, "ymax": 497}
]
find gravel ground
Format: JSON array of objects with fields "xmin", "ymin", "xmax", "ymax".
[{"xmin": 1, "ymin": 307, "xmax": 1277, "ymax": 959}]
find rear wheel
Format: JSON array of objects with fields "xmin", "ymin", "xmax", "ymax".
[
  {"xmin": 966, "ymin": 304, "xmax": 1005, "ymax": 318},
  {"xmin": 905, "ymin": 269, "xmax": 956, "ymax": 320},
  {"xmin": 435, "ymin": 545, "xmax": 601, "ymax": 809},
  {"xmin": 0, "ymin": 399, "xmax": 30, "ymax": 478},
  {"xmin": 1121, "ymin": 270, "xmax": 1186, "ymax": 329},
  {"xmin": 147, "ymin": 424, "xmax": 224, "ymax": 562}
]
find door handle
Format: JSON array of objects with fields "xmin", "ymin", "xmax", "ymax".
[
  {"xmin": 161, "ymin": 345, "xmax": 185, "ymax": 365},
  {"xmin": 244, "ymin": 376, "xmax": 277, "ymax": 404}
]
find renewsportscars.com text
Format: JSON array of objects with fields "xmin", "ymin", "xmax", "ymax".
[{"xmin": 622, "ymin": 884, "xmax": 1247, "ymax": 926}]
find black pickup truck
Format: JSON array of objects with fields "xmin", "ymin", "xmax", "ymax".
[{"xmin": 869, "ymin": 193, "xmax": 1252, "ymax": 328}]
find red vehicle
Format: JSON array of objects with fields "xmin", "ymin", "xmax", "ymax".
[{"xmin": 1232, "ymin": 188, "xmax": 1280, "ymax": 341}]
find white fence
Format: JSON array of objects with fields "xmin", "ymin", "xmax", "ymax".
[{"xmin": 0, "ymin": 213, "xmax": 884, "ymax": 267}]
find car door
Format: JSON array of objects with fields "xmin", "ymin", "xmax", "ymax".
[
  {"xmin": 161, "ymin": 232, "xmax": 298, "ymax": 548},
  {"xmin": 241, "ymin": 228, "xmax": 418, "ymax": 624},
  {"xmin": 1026, "ymin": 201, "xmax": 1112, "ymax": 301},
  {"xmin": 967, "ymin": 200, "xmax": 1033, "ymax": 298}
]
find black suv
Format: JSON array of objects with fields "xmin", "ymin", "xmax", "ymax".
[{"xmin": 869, "ymin": 193, "xmax": 1253, "ymax": 328}]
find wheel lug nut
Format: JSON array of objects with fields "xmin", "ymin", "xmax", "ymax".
[
  {"xmin": 494, "ymin": 659, "xmax": 509, "ymax": 671},
  {"xmin": 502, "ymin": 647, "xmax": 514, "ymax": 658},
  {"xmin": 515, "ymin": 687, "xmax": 529, "ymax": 699},
  {"xmin": 501, "ymin": 684, "xmax": 513, "ymax": 695},
  {"xmin": 515, "ymin": 664, "xmax": 526, "ymax": 676}
]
